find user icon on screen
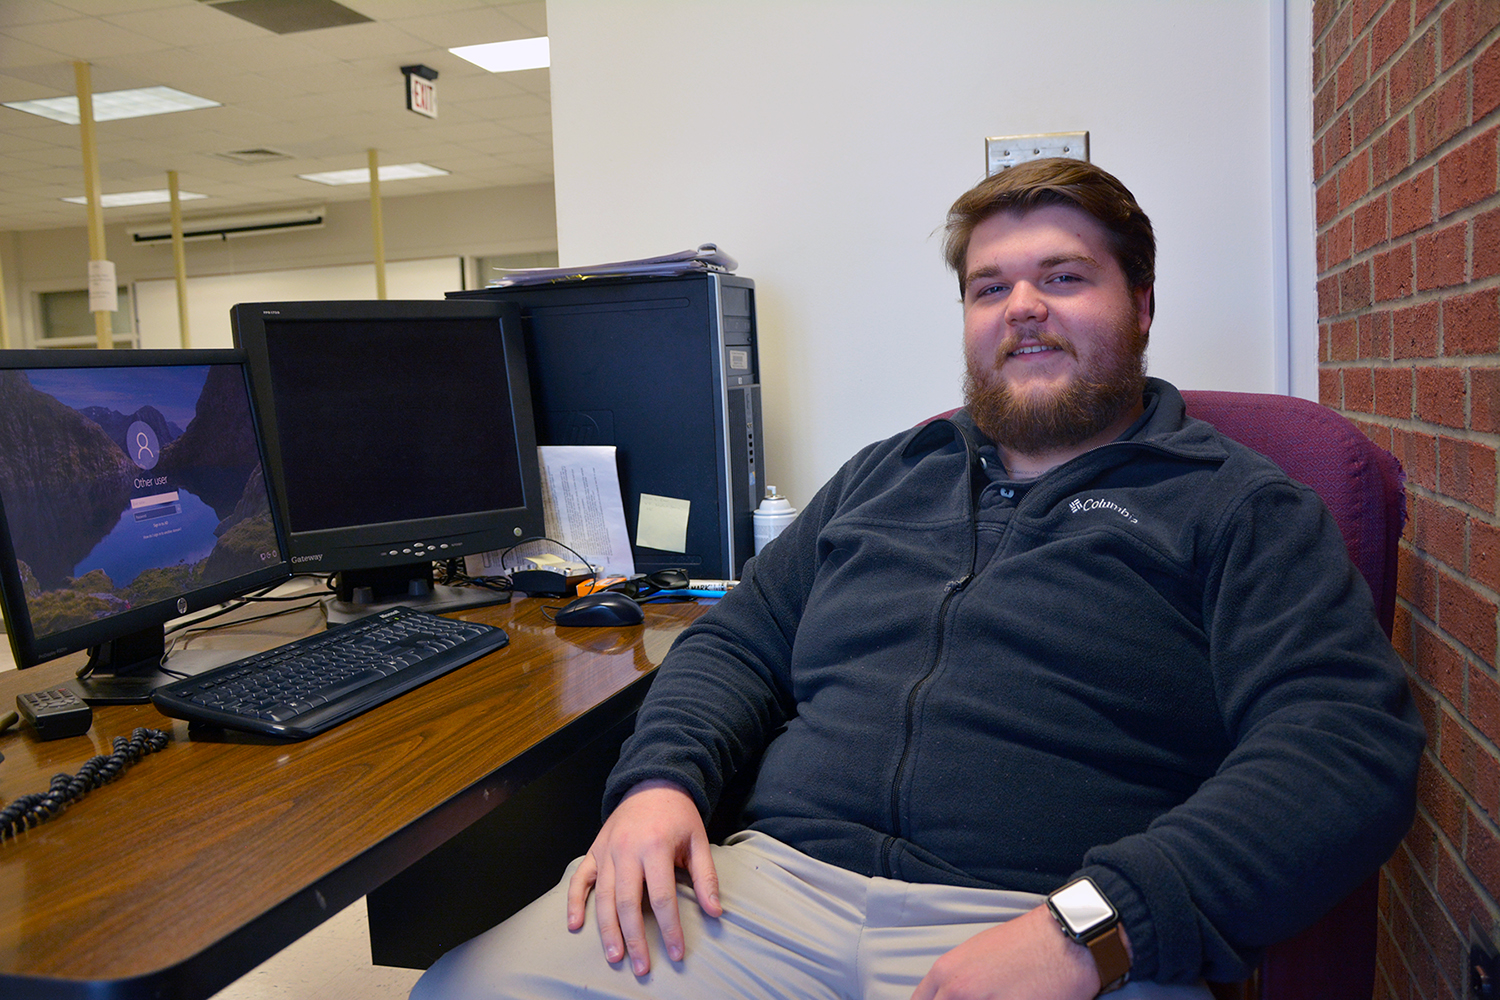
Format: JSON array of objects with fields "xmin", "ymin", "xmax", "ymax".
[{"xmin": 127, "ymin": 421, "xmax": 160, "ymax": 471}]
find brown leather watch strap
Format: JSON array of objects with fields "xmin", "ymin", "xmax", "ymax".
[{"xmin": 1083, "ymin": 922, "xmax": 1131, "ymax": 994}]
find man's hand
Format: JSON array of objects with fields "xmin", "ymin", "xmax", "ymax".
[
  {"xmin": 910, "ymin": 905, "xmax": 1106, "ymax": 1000},
  {"xmin": 566, "ymin": 779, "xmax": 722, "ymax": 976}
]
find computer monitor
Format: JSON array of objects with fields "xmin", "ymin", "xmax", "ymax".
[
  {"xmin": 0, "ymin": 349, "xmax": 291, "ymax": 704},
  {"xmin": 231, "ymin": 299, "xmax": 544, "ymax": 622}
]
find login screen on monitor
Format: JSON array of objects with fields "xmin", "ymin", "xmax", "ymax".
[{"xmin": 0, "ymin": 362, "xmax": 280, "ymax": 644}]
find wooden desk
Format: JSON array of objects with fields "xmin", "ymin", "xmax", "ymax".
[{"xmin": 0, "ymin": 595, "xmax": 706, "ymax": 1000}]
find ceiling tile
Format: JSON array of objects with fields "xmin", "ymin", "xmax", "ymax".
[
  {"xmin": 104, "ymin": 3, "xmax": 267, "ymax": 46},
  {"xmin": 460, "ymin": 132, "xmax": 548, "ymax": 157},
  {"xmin": 7, "ymin": 144, "xmax": 81, "ymax": 169},
  {"xmin": 285, "ymin": 21, "xmax": 430, "ymax": 59},
  {"xmin": 496, "ymin": 2, "xmax": 546, "ymax": 35},
  {"xmin": 6, "ymin": 16, "xmax": 173, "ymax": 60},
  {"xmin": 0, "ymin": 33, "xmax": 74, "ymax": 71},
  {"xmin": 0, "ymin": 2, "xmax": 87, "ymax": 30},
  {"xmin": 46, "ymin": 0, "xmax": 184, "ymax": 14},
  {"xmin": 0, "ymin": 72, "xmax": 69, "ymax": 101},
  {"xmin": 387, "ymin": 8, "xmax": 535, "ymax": 48},
  {"xmin": 503, "ymin": 112, "xmax": 549, "ymax": 136},
  {"xmin": 348, "ymin": 0, "xmax": 506, "ymax": 19},
  {"xmin": 184, "ymin": 34, "xmax": 336, "ymax": 75}
]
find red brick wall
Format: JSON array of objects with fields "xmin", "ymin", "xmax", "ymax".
[{"xmin": 1314, "ymin": 1, "xmax": 1500, "ymax": 997}]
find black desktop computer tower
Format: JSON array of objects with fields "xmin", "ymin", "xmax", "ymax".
[{"xmin": 449, "ymin": 273, "xmax": 763, "ymax": 581}]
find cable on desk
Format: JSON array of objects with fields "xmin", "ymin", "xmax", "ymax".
[
  {"xmin": 73, "ymin": 579, "xmax": 329, "ymax": 685},
  {"xmin": 163, "ymin": 578, "xmax": 321, "ymax": 636},
  {"xmin": 240, "ymin": 573, "xmax": 333, "ymax": 600},
  {"xmin": 436, "ymin": 557, "xmax": 515, "ymax": 597},
  {"xmin": 497, "ymin": 537, "xmax": 600, "ymax": 585},
  {"xmin": 431, "ymin": 538, "xmax": 603, "ymax": 598},
  {"xmin": 0, "ymin": 728, "xmax": 169, "ymax": 842},
  {"xmin": 158, "ymin": 597, "xmax": 327, "ymax": 674}
]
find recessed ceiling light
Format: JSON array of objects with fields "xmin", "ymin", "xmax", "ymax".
[
  {"xmin": 449, "ymin": 37, "xmax": 550, "ymax": 73},
  {"xmin": 298, "ymin": 163, "xmax": 450, "ymax": 186},
  {"xmin": 5, "ymin": 87, "xmax": 220, "ymax": 125},
  {"xmin": 62, "ymin": 189, "xmax": 209, "ymax": 208}
]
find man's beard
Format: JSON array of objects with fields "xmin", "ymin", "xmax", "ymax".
[{"xmin": 962, "ymin": 313, "xmax": 1148, "ymax": 458}]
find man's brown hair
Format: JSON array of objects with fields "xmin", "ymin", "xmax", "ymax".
[{"xmin": 943, "ymin": 158, "xmax": 1156, "ymax": 315}]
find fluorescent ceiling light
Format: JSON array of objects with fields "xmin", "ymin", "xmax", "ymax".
[
  {"xmin": 5, "ymin": 87, "xmax": 220, "ymax": 125},
  {"xmin": 62, "ymin": 189, "xmax": 208, "ymax": 208},
  {"xmin": 449, "ymin": 37, "xmax": 550, "ymax": 73},
  {"xmin": 298, "ymin": 162, "xmax": 450, "ymax": 186}
]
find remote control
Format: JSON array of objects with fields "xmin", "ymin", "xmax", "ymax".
[{"xmin": 17, "ymin": 688, "xmax": 93, "ymax": 741}]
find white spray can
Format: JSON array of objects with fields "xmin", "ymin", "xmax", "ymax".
[{"xmin": 753, "ymin": 487, "xmax": 797, "ymax": 554}]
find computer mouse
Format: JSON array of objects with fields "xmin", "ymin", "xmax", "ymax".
[{"xmin": 553, "ymin": 591, "xmax": 645, "ymax": 628}]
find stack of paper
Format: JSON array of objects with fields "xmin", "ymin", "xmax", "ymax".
[{"xmin": 488, "ymin": 244, "xmax": 737, "ymax": 287}]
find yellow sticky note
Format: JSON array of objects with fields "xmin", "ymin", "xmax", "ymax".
[{"xmin": 636, "ymin": 494, "xmax": 691, "ymax": 553}]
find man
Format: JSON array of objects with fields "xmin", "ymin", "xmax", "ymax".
[{"xmin": 411, "ymin": 159, "xmax": 1424, "ymax": 999}]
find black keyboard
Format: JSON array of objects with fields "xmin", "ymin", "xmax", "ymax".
[{"xmin": 151, "ymin": 606, "xmax": 509, "ymax": 740}]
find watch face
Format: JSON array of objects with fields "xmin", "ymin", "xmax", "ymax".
[{"xmin": 1051, "ymin": 878, "xmax": 1116, "ymax": 935}]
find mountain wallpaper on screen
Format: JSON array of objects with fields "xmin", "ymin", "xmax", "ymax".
[
  {"xmin": 0, "ymin": 370, "xmax": 134, "ymax": 589},
  {"xmin": 0, "ymin": 366, "xmax": 278, "ymax": 639},
  {"xmin": 158, "ymin": 363, "xmax": 263, "ymax": 518},
  {"xmin": 80, "ymin": 402, "xmax": 183, "ymax": 456}
]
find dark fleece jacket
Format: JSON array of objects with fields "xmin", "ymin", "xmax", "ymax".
[{"xmin": 604, "ymin": 378, "xmax": 1423, "ymax": 983}]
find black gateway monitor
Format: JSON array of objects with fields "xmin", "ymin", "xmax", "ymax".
[
  {"xmin": 0, "ymin": 349, "xmax": 290, "ymax": 703},
  {"xmin": 231, "ymin": 299, "xmax": 544, "ymax": 621}
]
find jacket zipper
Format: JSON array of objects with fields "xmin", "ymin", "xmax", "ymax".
[
  {"xmin": 882, "ymin": 420, "xmax": 985, "ymax": 874},
  {"xmin": 883, "ymin": 572, "xmax": 971, "ymax": 872},
  {"xmin": 875, "ymin": 417, "xmax": 1224, "ymax": 874}
]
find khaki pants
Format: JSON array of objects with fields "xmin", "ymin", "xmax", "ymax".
[{"xmin": 411, "ymin": 831, "xmax": 1213, "ymax": 1000}]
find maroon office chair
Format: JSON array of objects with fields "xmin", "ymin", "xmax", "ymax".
[
  {"xmin": 1182, "ymin": 390, "xmax": 1404, "ymax": 1000},
  {"xmin": 928, "ymin": 390, "xmax": 1406, "ymax": 999}
]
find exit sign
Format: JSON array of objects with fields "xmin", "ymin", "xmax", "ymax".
[{"xmin": 406, "ymin": 72, "xmax": 437, "ymax": 118}]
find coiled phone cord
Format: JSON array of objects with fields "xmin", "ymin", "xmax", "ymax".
[{"xmin": 0, "ymin": 728, "xmax": 169, "ymax": 841}]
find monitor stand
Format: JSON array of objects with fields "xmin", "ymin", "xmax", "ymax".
[
  {"xmin": 325, "ymin": 563, "xmax": 509, "ymax": 626},
  {"xmin": 74, "ymin": 627, "xmax": 250, "ymax": 705}
]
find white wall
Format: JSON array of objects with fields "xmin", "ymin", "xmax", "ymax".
[
  {"xmin": 2, "ymin": 182, "xmax": 557, "ymax": 348},
  {"xmin": 549, "ymin": 0, "xmax": 1317, "ymax": 509},
  {"xmin": 133, "ymin": 257, "xmax": 463, "ymax": 349}
]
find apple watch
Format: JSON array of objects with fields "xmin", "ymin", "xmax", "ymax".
[{"xmin": 1045, "ymin": 877, "xmax": 1131, "ymax": 994}]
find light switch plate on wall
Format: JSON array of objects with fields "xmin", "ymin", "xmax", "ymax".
[{"xmin": 985, "ymin": 131, "xmax": 1089, "ymax": 175}]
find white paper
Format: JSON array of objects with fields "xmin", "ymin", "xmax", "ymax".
[
  {"xmin": 489, "ymin": 244, "xmax": 738, "ymax": 287},
  {"xmin": 465, "ymin": 446, "xmax": 635, "ymax": 579},
  {"xmin": 536, "ymin": 445, "xmax": 635, "ymax": 576},
  {"xmin": 87, "ymin": 260, "xmax": 118, "ymax": 313}
]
